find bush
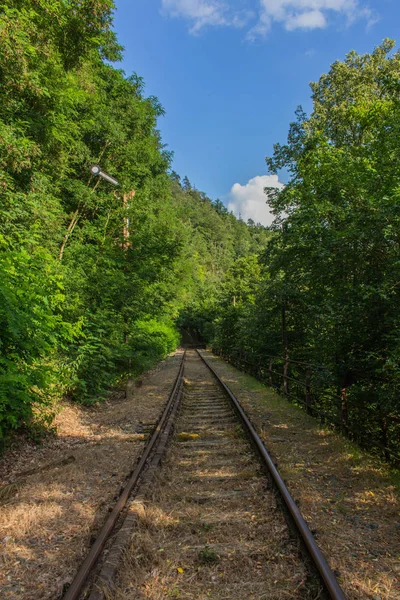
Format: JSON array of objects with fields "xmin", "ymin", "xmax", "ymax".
[
  {"xmin": 128, "ymin": 319, "xmax": 180, "ymax": 375},
  {"xmin": 0, "ymin": 242, "xmax": 68, "ymax": 438}
]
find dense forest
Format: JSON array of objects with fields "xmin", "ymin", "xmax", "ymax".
[
  {"xmin": 0, "ymin": 1, "xmax": 399, "ymax": 458},
  {"xmin": 0, "ymin": 0, "xmax": 267, "ymax": 441},
  {"xmin": 205, "ymin": 41, "xmax": 400, "ymax": 460}
]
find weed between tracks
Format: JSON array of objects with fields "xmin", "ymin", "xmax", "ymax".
[{"xmin": 115, "ymin": 463, "xmax": 313, "ymax": 600}]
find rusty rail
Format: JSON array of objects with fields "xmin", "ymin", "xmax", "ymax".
[
  {"xmin": 197, "ymin": 350, "xmax": 347, "ymax": 600},
  {"xmin": 63, "ymin": 348, "xmax": 346, "ymax": 599},
  {"xmin": 63, "ymin": 352, "xmax": 186, "ymax": 600}
]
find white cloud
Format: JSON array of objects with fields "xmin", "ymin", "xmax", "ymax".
[
  {"xmin": 248, "ymin": 0, "xmax": 377, "ymax": 37},
  {"xmin": 285, "ymin": 9, "xmax": 326, "ymax": 30},
  {"xmin": 161, "ymin": 0, "xmax": 252, "ymax": 33},
  {"xmin": 226, "ymin": 174, "xmax": 284, "ymax": 226},
  {"xmin": 161, "ymin": 0, "xmax": 377, "ymax": 37}
]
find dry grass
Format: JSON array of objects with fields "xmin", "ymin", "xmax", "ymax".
[
  {"xmin": 0, "ymin": 352, "xmax": 183, "ymax": 600},
  {"xmin": 204, "ymin": 352, "xmax": 400, "ymax": 600},
  {"xmin": 176, "ymin": 433, "xmax": 201, "ymax": 442},
  {"xmin": 113, "ymin": 352, "xmax": 312, "ymax": 600}
]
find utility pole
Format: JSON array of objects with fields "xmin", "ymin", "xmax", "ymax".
[
  {"xmin": 122, "ymin": 190, "xmax": 135, "ymax": 249},
  {"xmin": 282, "ymin": 303, "xmax": 289, "ymax": 397},
  {"xmin": 59, "ymin": 165, "xmax": 120, "ymax": 261}
]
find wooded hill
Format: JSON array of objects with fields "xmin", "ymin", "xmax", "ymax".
[{"xmin": 0, "ymin": 2, "xmax": 399, "ymax": 458}]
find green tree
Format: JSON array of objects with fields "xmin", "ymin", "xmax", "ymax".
[{"xmin": 221, "ymin": 40, "xmax": 400, "ymax": 454}]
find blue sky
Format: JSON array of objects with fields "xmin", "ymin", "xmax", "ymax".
[{"xmin": 113, "ymin": 0, "xmax": 399, "ymax": 225}]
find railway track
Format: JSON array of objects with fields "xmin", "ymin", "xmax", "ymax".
[{"xmin": 63, "ymin": 349, "xmax": 346, "ymax": 600}]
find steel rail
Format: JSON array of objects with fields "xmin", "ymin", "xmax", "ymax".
[
  {"xmin": 63, "ymin": 352, "xmax": 186, "ymax": 600},
  {"xmin": 197, "ymin": 350, "xmax": 347, "ymax": 600}
]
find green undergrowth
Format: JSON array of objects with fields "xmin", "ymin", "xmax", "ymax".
[{"xmin": 1, "ymin": 0, "xmax": 265, "ymax": 441}]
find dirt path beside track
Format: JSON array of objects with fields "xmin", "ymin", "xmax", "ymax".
[{"xmin": 0, "ymin": 351, "xmax": 183, "ymax": 600}]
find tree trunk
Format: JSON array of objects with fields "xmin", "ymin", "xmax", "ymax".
[
  {"xmin": 381, "ymin": 417, "xmax": 391, "ymax": 463},
  {"xmin": 282, "ymin": 306, "xmax": 289, "ymax": 396},
  {"xmin": 341, "ymin": 386, "xmax": 349, "ymax": 435},
  {"xmin": 122, "ymin": 190, "xmax": 135, "ymax": 249},
  {"xmin": 59, "ymin": 209, "xmax": 80, "ymax": 261},
  {"xmin": 269, "ymin": 359, "xmax": 274, "ymax": 387},
  {"xmin": 305, "ymin": 368, "xmax": 312, "ymax": 414},
  {"xmin": 59, "ymin": 178, "xmax": 103, "ymax": 261}
]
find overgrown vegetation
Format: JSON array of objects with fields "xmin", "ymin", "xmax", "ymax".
[
  {"xmin": 205, "ymin": 41, "xmax": 400, "ymax": 460},
  {"xmin": 1, "ymin": 0, "xmax": 398, "ymax": 459}
]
